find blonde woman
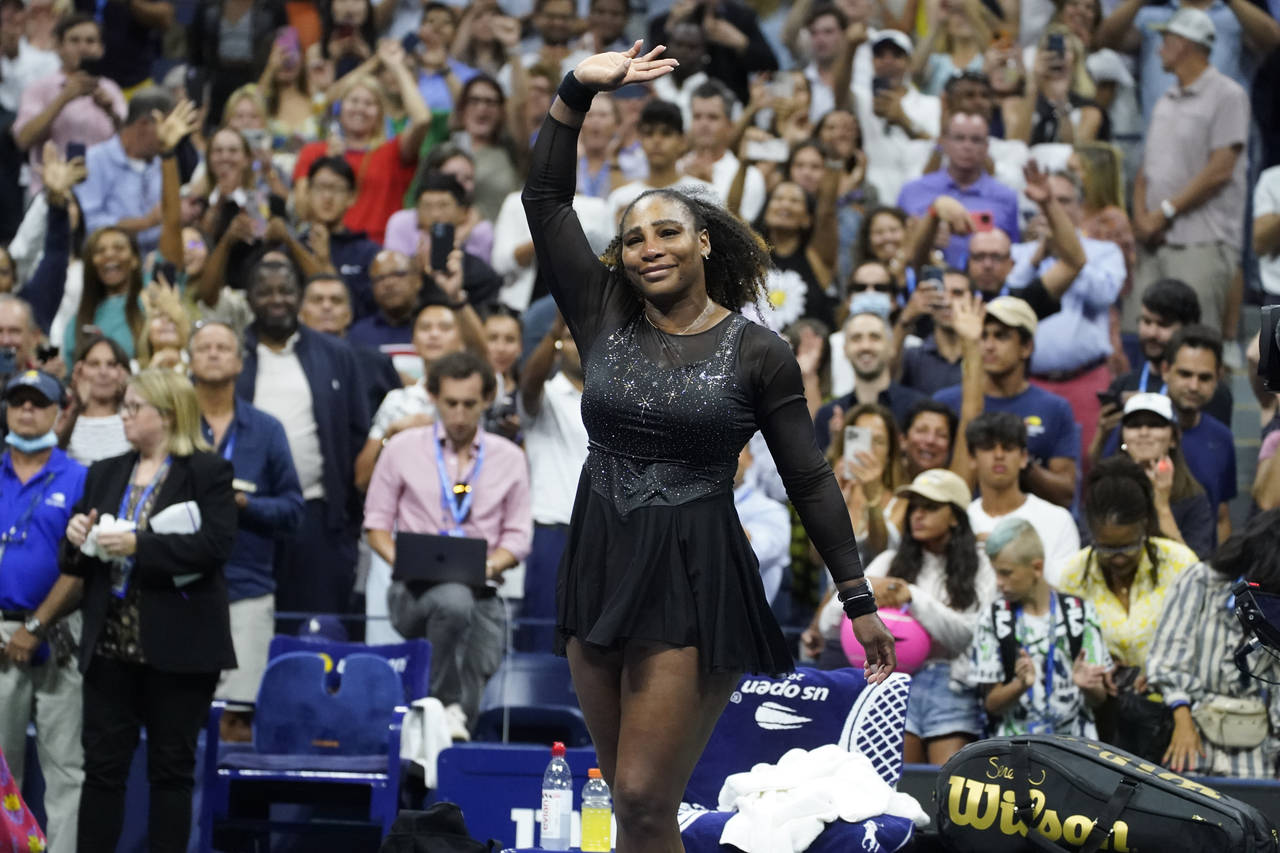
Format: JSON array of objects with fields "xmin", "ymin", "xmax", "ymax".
[
  {"xmin": 913, "ymin": 0, "xmax": 992, "ymax": 96},
  {"xmin": 134, "ymin": 281, "xmax": 193, "ymax": 371},
  {"xmin": 61, "ymin": 369, "xmax": 237, "ymax": 851}
]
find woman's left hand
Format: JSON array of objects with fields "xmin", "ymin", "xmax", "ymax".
[
  {"xmin": 97, "ymin": 530, "xmax": 137, "ymax": 558},
  {"xmin": 869, "ymin": 576, "xmax": 911, "ymax": 607},
  {"xmin": 572, "ymin": 41, "xmax": 679, "ymax": 92}
]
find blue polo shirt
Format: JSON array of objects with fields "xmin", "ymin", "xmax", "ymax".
[
  {"xmin": 0, "ymin": 448, "xmax": 87, "ymax": 611},
  {"xmin": 934, "ymin": 383, "xmax": 1081, "ymax": 467},
  {"xmin": 1101, "ymin": 412, "xmax": 1236, "ymax": 512},
  {"xmin": 202, "ymin": 401, "xmax": 305, "ymax": 602}
]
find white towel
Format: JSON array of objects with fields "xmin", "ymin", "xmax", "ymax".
[
  {"xmin": 399, "ymin": 697, "xmax": 452, "ymax": 788},
  {"xmin": 717, "ymin": 744, "xmax": 929, "ymax": 853}
]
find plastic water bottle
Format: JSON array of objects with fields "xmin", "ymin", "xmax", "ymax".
[
  {"xmin": 539, "ymin": 741, "xmax": 572, "ymax": 849},
  {"xmin": 579, "ymin": 768, "xmax": 612, "ymax": 852}
]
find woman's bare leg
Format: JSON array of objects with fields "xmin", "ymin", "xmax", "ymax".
[
  {"xmin": 566, "ymin": 637, "xmax": 624, "ymax": 782},
  {"xmin": 925, "ymin": 733, "xmax": 976, "ymax": 766},
  {"xmin": 902, "ymin": 733, "xmax": 926, "ymax": 763},
  {"xmin": 610, "ymin": 643, "xmax": 741, "ymax": 853}
]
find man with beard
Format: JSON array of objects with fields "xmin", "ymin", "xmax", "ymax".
[
  {"xmin": 814, "ymin": 294, "xmax": 925, "ymax": 450},
  {"xmin": 1097, "ymin": 278, "xmax": 1233, "ymax": 438},
  {"xmin": 1100, "ymin": 324, "xmax": 1235, "ymax": 545},
  {"xmin": 237, "ymin": 251, "xmax": 369, "ymax": 621}
]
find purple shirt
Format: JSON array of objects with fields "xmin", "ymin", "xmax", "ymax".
[
  {"xmin": 896, "ymin": 169, "xmax": 1020, "ymax": 269},
  {"xmin": 364, "ymin": 425, "xmax": 532, "ymax": 561},
  {"xmin": 382, "ymin": 209, "xmax": 494, "ymax": 265}
]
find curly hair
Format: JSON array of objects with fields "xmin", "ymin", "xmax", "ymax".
[
  {"xmin": 1083, "ymin": 455, "xmax": 1163, "ymax": 586},
  {"xmin": 887, "ymin": 498, "xmax": 981, "ymax": 611},
  {"xmin": 599, "ymin": 188, "xmax": 772, "ymax": 312}
]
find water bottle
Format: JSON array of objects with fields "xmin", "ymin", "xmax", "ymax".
[
  {"xmin": 579, "ymin": 768, "xmax": 612, "ymax": 852},
  {"xmin": 539, "ymin": 741, "xmax": 572, "ymax": 849}
]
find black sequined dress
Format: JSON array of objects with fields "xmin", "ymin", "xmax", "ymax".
[{"xmin": 523, "ymin": 113, "xmax": 866, "ymax": 675}]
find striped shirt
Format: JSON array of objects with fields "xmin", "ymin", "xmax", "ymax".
[{"xmin": 1147, "ymin": 563, "xmax": 1280, "ymax": 778}]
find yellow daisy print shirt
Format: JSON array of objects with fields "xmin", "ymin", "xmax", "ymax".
[{"xmin": 1056, "ymin": 537, "xmax": 1198, "ymax": 669}]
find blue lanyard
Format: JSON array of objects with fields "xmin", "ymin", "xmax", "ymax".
[
  {"xmin": 0, "ymin": 465, "xmax": 57, "ymax": 563},
  {"xmin": 1138, "ymin": 362, "xmax": 1168, "ymax": 395},
  {"xmin": 1015, "ymin": 594, "xmax": 1057, "ymax": 706},
  {"xmin": 118, "ymin": 457, "xmax": 170, "ymax": 526},
  {"xmin": 201, "ymin": 419, "xmax": 237, "ymax": 464},
  {"xmin": 433, "ymin": 424, "xmax": 483, "ymax": 537}
]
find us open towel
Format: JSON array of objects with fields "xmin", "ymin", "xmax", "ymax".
[{"xmin": 715, "ymin": 744, "xmax": 929, "ymax": 853}]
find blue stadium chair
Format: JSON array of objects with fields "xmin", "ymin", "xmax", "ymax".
[
  {"xmin": 199, "ymin": 652, "xmax": 406, "ymax": 850},
  {"xmin": 267, "ymin": 635, "xmax": 432, "ymax": 704},
  {"xmin": 472, "ymin": 652, "xmax": 591, "ymax": 747},
  {"xmin": 679, "ymin": 668, "xmax": 916, "ymax": 853}
]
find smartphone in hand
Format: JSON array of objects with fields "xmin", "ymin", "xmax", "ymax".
[
  {"xmin": 843, "ymin": 425, "xmax": 873, "ymax": 462},
  {"xmin": 430, "ymin": 223, "xmax": 455, "ymax": 272}
]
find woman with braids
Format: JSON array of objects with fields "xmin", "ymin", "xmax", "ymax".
[
  {"xmin": 522, "ymin": 43, "xmax": 896, "ymax": 851},
  {"xmin": 816, "ymin": 468, "xmax": 994, "ymax": 764},
  {"xmin": 1057, "ymin": 456, "xmax": 1198, "ymax": 675}
]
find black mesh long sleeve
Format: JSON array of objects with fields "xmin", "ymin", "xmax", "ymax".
[{"xmin": 743, "ymin": 324, "xmax": 866, "ymax": 584}]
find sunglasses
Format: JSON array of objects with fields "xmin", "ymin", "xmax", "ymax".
[{"xmin": 850, "ymin": 282, "xmax": 895, "ymax": 294}]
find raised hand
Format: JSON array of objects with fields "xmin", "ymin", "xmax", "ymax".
[
  {"xmin": 1023, "ymin": 160, "xmax": 1051, "ymax": 207},
  {"xmin": 951, "ymin": 291, "xmax": 985, "ymax": 343},
  {"xmin": 154, "ymin": 98, "xmax": 199, "ymax": 153},
  {"xmin": 572, "ymin": 41, "xmax": 679, "ymax": 92},
  {"xmin": 41, "ymin": 141, "xmax": 87, "ymax": 205}
]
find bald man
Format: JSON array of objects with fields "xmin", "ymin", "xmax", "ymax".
[{"xmin": 348, "ymin": 250, "xmax": 424, "ymax": 355}]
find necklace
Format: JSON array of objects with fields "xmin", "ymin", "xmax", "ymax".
[{"xmin": 645, "ymin": 299, "xmax": 717, "ymax": 335}]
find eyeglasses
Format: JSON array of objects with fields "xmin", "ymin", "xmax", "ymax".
[
  {"xmin": 309, "ymin": 181, "xmax": 350, "ymax": 197},
  {"xmin": 1092, "ymin": 539, "xmax": 1145, "ymax": 558},
  {"xmin": 8, "ymin": 396, "xmax": 55, "ymax": 410},
  {"xmin": 850, "ymin": 282, "xmax": 895, "ymax": 294},
  {"xmin": 119, "ymin": 401, "xmax": 156, "ymax": 417}
]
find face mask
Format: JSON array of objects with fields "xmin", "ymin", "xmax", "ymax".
[{"xmin": 6, "ymin": 430, "xmax": 58, "ymax": 454}]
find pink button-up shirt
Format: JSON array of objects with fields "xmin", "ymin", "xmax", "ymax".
[
  {"xmin": 364, "ymin": 426, "xmax": 532, "ymax": 561},
  {"xmin": 14, "ymin": 70, "xmax": 126, "ymax": 194}
]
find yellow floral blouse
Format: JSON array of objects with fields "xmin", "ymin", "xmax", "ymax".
[{"xmin": 1056, "ymin": 537, "xmax": 1198, "ymax": 668}]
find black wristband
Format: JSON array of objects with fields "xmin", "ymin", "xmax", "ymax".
[
  {"xmin": 838, "ymin": 580, "xmax": 878, "ymax": 620},
  {"xmin": 557, "ymin": 71, "xmax": 597, "ymax": 114}
]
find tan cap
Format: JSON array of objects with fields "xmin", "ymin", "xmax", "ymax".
[
  {"xmin": 895, "ymin": 468, "xmax": 972, "ymax": 513},
  {"xmin": 985, "ymin": 296, "xmax": 1038, "ymax": 337}
]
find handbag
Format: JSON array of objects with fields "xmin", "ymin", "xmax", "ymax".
[
  {"xmin": 1192, "ymin": 695, "xmax": 1270, "ymax": 749},
  {"xmin": 1107, "ymin": 666, "xmax": 1174, "ymax": 764}
]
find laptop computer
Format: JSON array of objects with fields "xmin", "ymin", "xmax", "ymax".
[{"xmin": 393, "ymin": 531, "xmax": 489, "ymax": 588}]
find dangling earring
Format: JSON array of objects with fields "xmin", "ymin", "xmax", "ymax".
[
  {"xmin": 1120, "ymin": 443, "xmax": 1127, "ymax": 453},
  {"xmin": 702, "ymin": 249, "xmax": 710, "ymax": 259}
]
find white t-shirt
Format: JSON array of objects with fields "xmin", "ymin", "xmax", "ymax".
[
  {"xmin": 519, "ymin": 372, "xmax": 588, "ymax": 526},
  {"xmin": 710, "ymin": 151, "xmax": 766, "ymax": 224},
  {"xmin": 854, "ymin": 82, "xmax": 940, "ymax": 204},
  {"xmin": 254, "ymin": 337, "xmax": 324, "ymax": 500},
  {"xmin": 67, "ymin": 414, "xmax": 131, "ymax": 466},
  {"xmin": 1255, "ymin": 165, "xmax": 1280, "ymax": 296},
  {"xmin": 967, "ymin": 493, "xmax": 1080, "ymax": 588}
]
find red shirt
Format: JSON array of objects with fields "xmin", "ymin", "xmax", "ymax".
[{"xmin": 293, "ymin": 138, "xmax": 418, "ymax": 244}]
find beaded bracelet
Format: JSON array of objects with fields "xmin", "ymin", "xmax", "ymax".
[
  {"xmin": 556, "ymin": 71, "xmax": 597, "ymax": 114},
  {"xmin": 838, "ymin": 580, "xmax": 878, "ymax": 620}
]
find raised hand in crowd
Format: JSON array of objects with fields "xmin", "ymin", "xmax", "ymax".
[
  {"xmin": 154, "ymin": 97, "xmax": 199, "ymax": 154},
  {"xmin": 41, "ymin": 140, "xmax": 87, "ymax": 207},
  {"xmin": 568, "ymin": 41, "xmax": 680, "ymax": 93}
]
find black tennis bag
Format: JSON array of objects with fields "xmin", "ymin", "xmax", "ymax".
[{"xmin": 933, "ymin": 734, "xmax": 1279, "ymax": 852}]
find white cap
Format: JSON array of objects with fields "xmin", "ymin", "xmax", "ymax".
[
  {"xmin": 871, "ymin": 29, "xmax": 913, "ymax": 55},
  {"xmin": 1123, "ymin": 392, "xmax": 1174, "ymax": 424},
  {"xmin": 1153, "ymin": 7, "xmax": 1216, "ymax": 49}
]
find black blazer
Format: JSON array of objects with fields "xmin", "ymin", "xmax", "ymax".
[{"xmin": 60, "ymin": 450, "xmax": 238, "ymax": 674}]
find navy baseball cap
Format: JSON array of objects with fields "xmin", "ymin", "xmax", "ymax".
[{"xmin": 4, "ymin": 370, "xmax": 64, "ymax": 406}]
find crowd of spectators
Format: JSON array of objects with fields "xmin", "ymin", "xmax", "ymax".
[{"xmin": 2, "ymin": 0, "xmax": 1280, "ymax": 846}]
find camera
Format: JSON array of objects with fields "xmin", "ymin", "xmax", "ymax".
[
  {"xmin": 1231, "ymin": 579, "xmax": 1280, "ymax": 682},
  {"xmin": 1259, "ymin": 306, "xmax": 1280, "ymax": 392}
]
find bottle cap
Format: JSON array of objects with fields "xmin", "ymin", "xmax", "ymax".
[
  {"xmin": 551, "ymin": 741, "xmax": 566, "ymax": 756},
  {"xmin": 588, "ymin": 768, "xmax": 602, "ymax": 779}
]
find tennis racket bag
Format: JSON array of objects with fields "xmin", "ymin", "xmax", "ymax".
[{"xmin": 933, "ymin": 734, "xmax": 1278, "ymax": 853}]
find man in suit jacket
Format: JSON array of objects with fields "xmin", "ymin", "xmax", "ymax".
[{"xmin": 236, "ymin": 250, "xmax": 370, "ymax": 622}]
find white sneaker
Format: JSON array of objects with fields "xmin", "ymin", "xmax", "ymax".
[
  {"xmin": 445, "ymin": 703, "xmax": 471, "ymax": 742},
  {"xmin": 1223, "ymin": 340, "xmax": 1244, "ymax": 371}
]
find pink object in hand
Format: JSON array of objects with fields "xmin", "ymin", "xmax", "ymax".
[{"xmin": 840, "ymin": 606, "xmax": 932, "ymax": 674}]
